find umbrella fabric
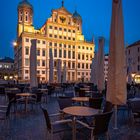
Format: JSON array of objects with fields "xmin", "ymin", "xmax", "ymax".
[
  {"xmin": 57, "ymin": 59, "xmax": 62, "ymax": 83},
  {"xmin": 97, "ymin": 37, "xmax": 105, "ymax": 91},
  {"xmin": 62, "ymin": 63, "xmax": 66, "ymax": 83},
  {"xmin": 49, "ymin": 48, "xmax": 54, "ymax": 83},
  {"xmin": 30, "ymin": 39, "xmax": 38, "ymax": 88},
  {"xmin": 106, "ymin": 0, "xmax": 127, "ymax": 105}
]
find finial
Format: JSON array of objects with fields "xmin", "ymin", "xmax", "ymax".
[{"xmin": 62, "ymin": 0, "xmax": 64, "ymax": 7}]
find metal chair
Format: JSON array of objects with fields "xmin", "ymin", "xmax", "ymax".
[
  {"xmin": 89, "ymin": 97, "xmax": 103, "ymax": 110},
  {"xmin": 41, "ymin": 105, "xmax": 72, "ymax": 140},
  {"xmin": 76, "ymin": 111, "xmax": 113, "ymax": 140}
]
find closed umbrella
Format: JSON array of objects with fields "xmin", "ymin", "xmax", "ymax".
[
  {"xmin": 30, "ymin": 39, "xmax": 38, "ymax": 88},
  {"xmin": 62, "ymin": 63, "xmax": 66, "ymax": 83},
  {"xmin": 49, "ymin": 48, "xmax": 54, "ymax": 83},
  {"xmin": 91, "ymin": 52, "xmax": 98, "ymax": 86},
  {"xmin": 97, "ymin": 37, "xmax": 105, "ymax": 92},
  {"xmin": 106, "ymin": 0, "xmax": 127, "ymax": 129},
  {"xmin": 57, "ymin": 59, "xmax": 62, "ymax": 83}
]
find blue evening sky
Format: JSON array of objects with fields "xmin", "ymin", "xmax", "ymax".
[{"xmin": 0, "ymin": 0, "xmax": 140, "ymax": 58}]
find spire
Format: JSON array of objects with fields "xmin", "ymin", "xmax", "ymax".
[{"xmin": 62, "ymin": 0, "xmax": 64, "ymax": 7}]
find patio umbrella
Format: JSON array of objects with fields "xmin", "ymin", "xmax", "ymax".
[
  {"xmin": 49, "ymin": 48, "xmax": 54, "ymax": 83},
  {"xmin": 97, "ymin": 37, "xmax": 105, "ymax": 92},
  {"xmin": 106, "ymin": 0, "xmax": 127, "ymax": 129},
  {"xmin": 62, "ymin": 63, "xmax": 66, "ymax": 83},
  {"xmin": 57, "ymin": 59, "xmax": 62, "ymax": 83},
  {"xmin": 30, "ymin": 39, "xmax": 38, "ymax": 88},
  {"xmin": 91, "ymin": 52, "xmax": 98, "ymax": 86}
]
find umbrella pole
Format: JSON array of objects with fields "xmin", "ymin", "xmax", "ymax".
[{"xmin": 114, "ymin": 105, "xmax": 118, "ymax": 129}]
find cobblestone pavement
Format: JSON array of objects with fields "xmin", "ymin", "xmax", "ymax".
[{"xmin": 0, "ymin": 94, "xmax": 140, "ymax": 140}]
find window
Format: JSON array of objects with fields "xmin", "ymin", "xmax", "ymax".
[
  {"xmin": 72, "ymin": 62, "xmax": 75, "ymax": 69},
  {"xmin": 25, "ymin": 70, "xmax": 29, "ymax": 74},
  {"xmin": 64, "ymin": 36, "xmax": 67, "ymax": 40},
  {"xmin": 54, "ymin": 27, "xmax": 57, "ymax": 30},
  {"xmin": 68, "ymin": 37, "xmax": 71, "ymax": 40},
  {"xmin": 82, "ymin": 46, "xmax": 84, "ymax": 49},
  {"xmin": 42, "ymin": 60, "xmax": 46, "ymax": 67},
  {"xmin": 25, "ymin": 38, "xmax": 29, "ymax": 42},
  {"xmin": 49, "ymin": 42, "xmax": 52, "ymax": 46},
  {"xmin": 73, "ymin": 38, "xmax": 75, "ymax": 41},
  {"xmin": 82, "ymin": 54, "xmax": 85, "ymax": 60},
  {"xmin": 86, "ymin": 47, "xmax": 88, "ymax": 50},
  {"xmin": 86, "ymin": 64, "xmax": 88, "ymax": 69},
  {"xmin": 42, "ymin": 50, "xmax": 46, "ymax": 56},
  {"xmin": 49, "ymin": 34, "xmax": 52, "ymax": 37},
  {"xmin": 38, "ymin": 40, "xmax": 40, "ymax": 44},
  {"xmin": 59, "ymin": 44, "xmax": 62, "ymax": 47},
  {"xmin": 54, "ymin": 61, "xmax": 57, "ymax": 67},
  {"xmin": 78, "ymin": 72, "xmax": 80, "ymax": 75},
  {"xmin": 59, "ymin": 49, "xmax": 62, "ymax": 58},
  {"xmin": 72, "ymin": 51, "xmax": 75, "ymax": 59},
  {"xmin": 82, "ymin": 63, "xmax": 84, "ymax": 69},
  {"xmin": 64, "ymin": 44, "xmax": 66, "ymax": 48},
  {"xmin": 73, "ymin": 30, "xmax": 75, "ymax": 33},
  {"xmin": 86, "ymin": 55, "xmax": 88, "ymax": 60},
  {"xmin": 25, "ymin": 47, "xmax": 29, "ymax": 55},
  {"xmin": 37, "ymin": 60, "xmax": 40, "ymax": 66},
  {"xmin": 78, "ymin": 54, "xmax": 80, "ymax": 59},
  {"xmin": 78, "ymin": 46, "xmax": 80, "ymax": 49},
  {"xmin": 73, "ymin": 46, "xmax": 75, "ymax": 49},
  {"xmin": 78, "ymin": 63, "xmax": 80, "ymax": 68},
  {"xmin": 37, "ymin": 49, "xmax": 40, "ymax": 56},
  {"xmin": 25, "ymin": 58, "xmax": 29, "ymax": 66},
  {"xmin": 90, "ymin": 47, "xmax": 92, "ymax": 50},
  {"xmin": 42, "ymin": 71, "xmax": 45, "ymax": 74},
  {"xmin": 37, "ymin": 71, "xmax": 40, "ymax": 74},
  {"xmin": 68, "ymin": 51, "xmax": 71, "ymax": 59},
  {"xmin": 68, "ymin": 45, "xmax": 71, "ymax": 49},
  {"xmin": 68, "ymin": 62, "xmax": 71, "ymax": 68},
  {"xmin": 54, "ymin": 43, "xmax": 57, "ymax": 47},
  {"xmin": 68, "ymin": 29, "xmax": 71, "ymax": 32},
  {"xmin": 59, "ymin": 28, "xmax": 62, "ymax": 31},
  {"xmin": 64, "ymin": 50, "xmax": 66, "ymax": 58},
  {"xmin": 42, "ymin": 41, "xmax": 46, "ymax": 44},
  {"xmin": 54, "ymin": 35, "xmax": 57, "ymax": 38},
  {"xmin": 59, "ymin": 36, "xmax": 62, "ymax": 39},
  {"xmin": 49, "ymin": 26, "xmax": 52, "ymax": 29},
  {"xmin": 64, "ymin": 28, "xmax": 67, "ymax": 32},
  {"xmin": 54, "ymin": 49, "xmax": 57, "ymax": 57}
]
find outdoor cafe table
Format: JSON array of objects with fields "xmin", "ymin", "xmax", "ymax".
[
  {"xmin": 63, "ymin": 106, "xmax": 99, "ymax": 140},
  {"xmin": 72, "ymin": 97, "xmax": 89, "ymax": 106},
  {"xmin": 16, "ymin": 93, "xmax": 36, "ymax": 112}
]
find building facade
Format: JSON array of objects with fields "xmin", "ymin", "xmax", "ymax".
[
  {"xmin": 104, "ymin": 54, "xmax": 109, "ymax": 81},
  {"xmin": 0, "ymin": 57, "xmax": 15, "ymax": 80},
  {"xmin": 14, "ymin": 0, "xmax": 95, "ymax": 83},
  {"xmin": 126, "ymin": 40, "xmax": 140, "ymax": 83}
]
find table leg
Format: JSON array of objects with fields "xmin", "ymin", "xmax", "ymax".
[{"xmin": 72, "ymin": 116, "xmax": 76, "ymax": 140}]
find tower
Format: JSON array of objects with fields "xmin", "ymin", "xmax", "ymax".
[{"xmin": 17, "ymin": 0, "xmax": 33, "ymax": 36}]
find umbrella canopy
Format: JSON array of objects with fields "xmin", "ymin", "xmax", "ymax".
[
  {"xmin": 106, "ymin": 0, "xmax": 127, "ymax": 105},
  {"xmin": 97, "ymin": 37, "xmax": 105, "ymax": 91},
  {"xmin": 62, "ymin": 63, "xmax": 67, "ymax": 83},
  {"xmin": 57, "ymin": 59, "xmax": 62, "ymax": 83},
  {"xmin": 49, "ymin": 48, "xmax": 54, "ymax": 83},
  {"xmin": 30, "ymin": 39, "xmax": 38, "ymax": 88},
  {"xmin": 91, "ymin": 52, "xmax": 98, "ymax": 85}
]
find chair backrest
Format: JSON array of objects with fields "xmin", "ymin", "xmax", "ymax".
[
  {"xmin": 41, "ymin": 105, "xmax": 52, "ymax": 132},
  {"xmin": 6, "ymin": 99, "xmax": 14, "ymax": 117},
  {"xmin": 93, "ymin": 111, "xmax": 113, "ymax": 136},
  {"xmin": 57, "ymin": 96, "xmax": 72, "ymax": 110},
  {"xmin": 103, "ymin": 101, "xmax": 113, "ymax": 113},
  {"xmin": 89, "ymin": 97, "xmax": 103, "ymax": 109}
]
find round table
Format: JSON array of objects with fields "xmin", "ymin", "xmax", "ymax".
[
  {"xmin": 16, "ymin": 93, "xmax": 36, "ymax": 112},
  {"xmin": 63, "ymin": 106, "xmax": 99, "ymax": 140}
]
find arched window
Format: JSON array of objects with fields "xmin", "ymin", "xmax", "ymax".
[{"xmin": 25, "ymin": 12, "xmax": 28, "ymax": 22}]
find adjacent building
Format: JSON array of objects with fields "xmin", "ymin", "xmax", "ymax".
[
  {"xmin": 0, "ymin": 57, "xmax": 15, "ymax": 80},
  {"xmin": 126, "ymin": 40, "xmax": 140, "ymax": 83},
  {"xmin": 14, "ymin": 0, "xmax": 95, "ymax": 83}
]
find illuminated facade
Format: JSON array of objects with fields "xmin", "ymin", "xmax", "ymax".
[
  {"xmin": 14, "ymin": 0, "xmax": 95, "ymax": 82},
  {"xmin": 126, "ymin": 40, "xmax": 140, "ymax": 83}
]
